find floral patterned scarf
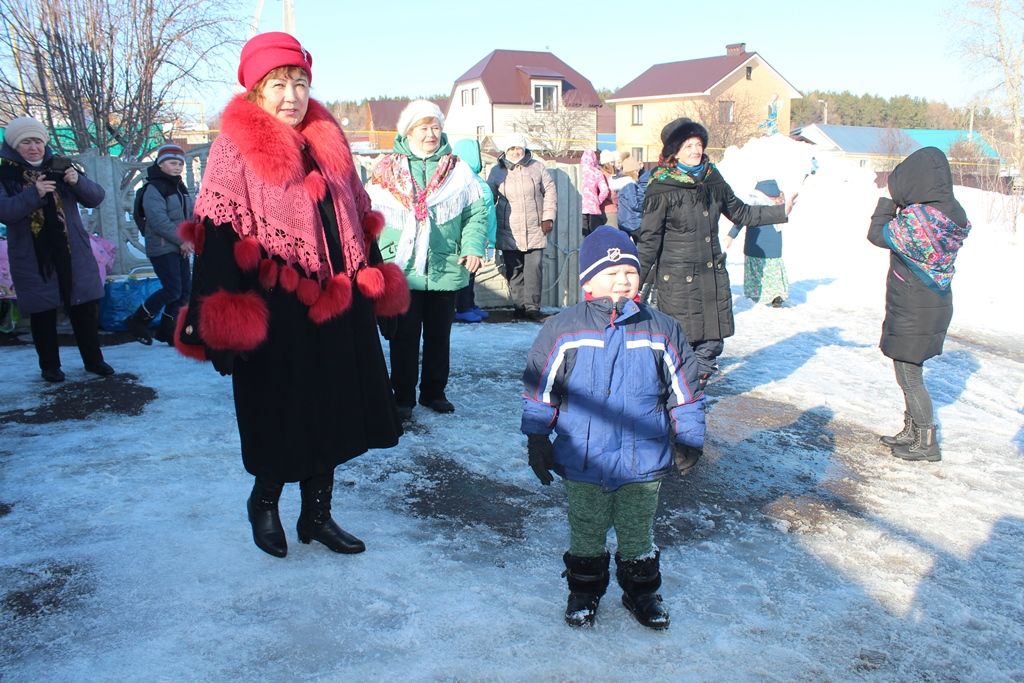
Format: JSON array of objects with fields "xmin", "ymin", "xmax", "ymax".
[{"xmin": 884, "ymin": 204, "xmax": 971, "ymax": 291}]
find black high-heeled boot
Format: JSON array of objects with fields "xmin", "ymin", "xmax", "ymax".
[
  {"xmin": 296, "ymin": 473, "xmax": 365, "ymax": 554},
  {"xmin": 247, "ymin": 477, "xmax": 287, "ymax": 558}
]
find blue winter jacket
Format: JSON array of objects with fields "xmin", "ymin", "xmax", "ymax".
[
  {"xmin": 522, "ymin": 296, "xmax": 706, "ymax": 491},
  {"xmin": 616, "ymin": 169, "xmax": 650, "ymax": 233}
]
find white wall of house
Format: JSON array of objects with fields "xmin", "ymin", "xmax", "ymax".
[{"xmin": 445, "ymin": 79, "xmax": 492, "ymax": 144}]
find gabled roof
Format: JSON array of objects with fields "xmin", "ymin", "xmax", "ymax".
[
  {"xmin": 607, "ymin": 47, "xmax": 801, "ymax": 102},
  {"xmin": 453, "ymin": 49, "xmax": 601, "ymax": 107},
  {"xmin": 366, "ymin": 98, "xmax": 449, "ymax": 131},
  {"xmin": 792, "ymin": 124, "xmax": 1000, "ymax": 159}
]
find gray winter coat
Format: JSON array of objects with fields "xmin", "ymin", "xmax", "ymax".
[
  {"xmin": 487, "ymin": 152, "xmax": 556, "ymax": 251},
  {"xmin": 0, "ymin": 143, "xmax": 105, "ymax": 314},
  {"xmin": 142, "ymin": 165, "xmax": 193, "ymax": 258}
]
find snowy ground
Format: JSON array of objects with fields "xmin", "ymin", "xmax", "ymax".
[{"xmin": 2, "ymin": 160, "xmax": 1023, "ymax": 681}]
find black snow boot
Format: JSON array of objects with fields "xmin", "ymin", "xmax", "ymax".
[
  {"xmin": 616, "ymin": 551, "xmax": 670, "ymax": 630},
  {"xmin": 880, "ymin": 412, "xmax": 915, "ymax": 447},
  {"xmin": 124, "ymin": 305, "xmax": 154, "ymax": 345},
  {"xmin": 247, "ymin": 477, "xmax": 287, "ymax": 558},
  {"xmin": 153, "ymin": 312, "xmax": 176, "ymax": 346},
  {"xmin": 296, "ymin": 474, "xmax": 365, "ymax": 554},
  {"xmin": 562, "ymin": 552, "xmax": 610, "ymax": 627},
  {"xmin": 891, "ymin": 424, "xmax": 941, "ymax": 462}
]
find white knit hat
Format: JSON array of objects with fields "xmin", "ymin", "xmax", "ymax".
[
  {"xmin": 599, "ymin": 149, "xmax": 618, "ymax": 166},
  {"xmin": 396, "ymin": 100, "xmax": 445, "ymax": 136},
  {"xmin": 3, "ymin": 116, "xmax": 48, "ymax": 149},
  {"xmin": 500, "ymin": 132, "xmax": 528, "ymax": 152}
]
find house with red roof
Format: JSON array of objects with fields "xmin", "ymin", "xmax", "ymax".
[
  {"xmin": 444, "ymin": 49, "xmax": 601, "ymax": 154},
  {"xmin": 607, "ymin": 43, "xmax": 801, "ymax": 162}
]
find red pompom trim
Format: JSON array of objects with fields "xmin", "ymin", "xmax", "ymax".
[
  {"xmin": 278, "ymin": 265, "xmax": 300, "ymax": 292},
  {"xmin": 373, "ymin": 262, "xmax": 411, "ymax": 317},
  {"xmin": 172, "ymin": 305, "xmax": 207, "ymax": 361},
  {"xmin": 356, "ymin": 266, "xmax": 386, "ymax": 299},
  {"xmin": 296, "ymin": 277, "xmax": 321, "ymax": 306},
  {"xmin": 258, "ymin": 258, "xmax": 279, "ymax": 290},
  {"xmin": 233, "ymin": 237, "xmax": 262, "ymax": 272},
  {"xmin": 178, "ymin": 219, "xmax": 205, "ymax": 255},
  {"xmin": 304, "ymin": 170, "xmax": 327, "ymax": 202},
  {"xmin": 362, "ymin": 210, "xmax": 386, "ymax": 239},
  {"xmin": 197, "ymin": 290, "xmax": 269, "ymax": 352},
  {"xmin": 308, "ymin": 273, "xmax": 353, "ymax": 324}
]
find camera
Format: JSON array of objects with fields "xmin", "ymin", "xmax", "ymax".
[{"xmin": 44, "ymin": 156, "xmax": 74, "ymax": 182}]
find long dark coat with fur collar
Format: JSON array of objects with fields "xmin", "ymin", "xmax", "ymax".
[{"xmin": 177, "ymin": 97, "xmax": 407, "ymax": 482}]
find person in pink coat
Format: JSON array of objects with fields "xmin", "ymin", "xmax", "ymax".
[{"xmin": 579, "ymin": 150, "xmax": 609, "ymax": 236}]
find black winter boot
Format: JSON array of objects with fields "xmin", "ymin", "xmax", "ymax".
[
  {"xmin": 124, "ymin": 305, "xmax": 154, "ymax": 345},
  {"xmin": 562, "ymin": 552, "xmax": 610, "ymax": 627},
  {"xmin": 247, "ymin": 478, "xmax": 287, "ymax": 558},
  {"xmin": 154, "ymin": 313, "xmax": 176, "ymax": 345},
  {"xmin": 880, "ymin": 412, "xmax": 915, "ymax": 447},
  {"xmin": 296, "ymin": 474, "xmax": 365, "ymax": 554},
  {"xmin": 616, "ymin": 551, "xmax": 670, "ymax": 630},
  {"xmin": 891, "ymin": 424, "xmax": 941, "ymax": 462}
]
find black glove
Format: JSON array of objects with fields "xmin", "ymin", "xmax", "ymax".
[
  {"xmin": 377, "ymin": 316, "xmax": 399, "ymax": 341},
  {"xmin": 207, "ymin": 349, "xmax": 235, "ymax": 376},
  {"xmin": 673, "ymin": 443, "xmax": 701, "ymax": 475},
  {"xmin": 527, "ymin": 434, "xmax": 555, "ymax": 485}
]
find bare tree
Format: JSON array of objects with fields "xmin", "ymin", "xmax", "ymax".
[
  {"xmin": 0, "ymin": 0, "xmax": 242, "ymax": 160},
  {"xmin": 961, "ymin": 0, "xmax": 1024, "ymax": 227},
  {"xmin": 878, "ymin": 128, "xmax": 917, "ymax": 172},
  {"xmin": 514, "ymin": 105, "xmax": 595, "ymax": 157}
]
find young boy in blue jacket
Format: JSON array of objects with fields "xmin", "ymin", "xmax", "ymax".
[{"xmin": 521, "ymin": 226, "xmax": 706, "ymax": 629}]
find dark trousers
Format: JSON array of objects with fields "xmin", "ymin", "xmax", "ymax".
[
  {"xmin": 144, "ymin": 252, "xmax": 192, "ymax": 317},
  {"xmin": 501, "ymin": 248, "xmax": 543, "ymax": 312},
  {"xmin": 691, "ymin": 338, "xmax": 725, "ymax": 378},
  {"xmin": 455, "ymin": 273, "xmax": 477, "ymax": 313},
  {"xmin": 30, "ymin": 301, "xmax": 105, "ymax": 370},
  {"xmin": 582, "ymin": 213, "xmax": 606, "ymax": 237},
  {"xmin": 894, "ymin": 359, "xmax": 933, "ymax": 425},
  {"xmin": 389, "ymin": 289, "xmax": 456, "ymax": 407}
]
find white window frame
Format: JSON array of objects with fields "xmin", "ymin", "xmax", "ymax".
[
  {"xmin": 631, "ymin": 104, "xmax": 643, "ymax": 126},
  {"xmin": 533, "ymin": 83, "xmax": 558, "ymax": 112}
]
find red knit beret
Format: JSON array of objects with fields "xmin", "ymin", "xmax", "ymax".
[{"xmin": 237, "ymin": 32, "xmax": 313, "ymax": 91}]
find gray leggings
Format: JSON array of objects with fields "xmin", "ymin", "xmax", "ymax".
[{"xmin": 893, "ymin": 359, "xmax": 933, "ymax": 425}]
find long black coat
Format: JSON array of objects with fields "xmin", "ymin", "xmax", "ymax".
[
  {"xmin": 867, "ymin": 147, "xmax": 969, "ymax": 364},
  {"xmin": 188, "ymin": 206, "xmax": 402, "ymax": 483},
  {"xmin": 636, "ymin": 166, "xmax": 787, "ymax": 342}
]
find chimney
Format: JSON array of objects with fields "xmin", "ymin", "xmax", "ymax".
[{"xmin": 726, "ymin": 43, "xmax": 746, "ymax": 56}]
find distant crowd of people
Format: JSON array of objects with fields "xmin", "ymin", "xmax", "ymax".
[{"xmin": 0, "ymin": 31, "xmax": 971, "ymax": 632}]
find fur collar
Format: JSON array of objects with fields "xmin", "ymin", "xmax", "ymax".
[{"xmin": 219, "ymin": 95, "xmax": 354, "ymax": 185}]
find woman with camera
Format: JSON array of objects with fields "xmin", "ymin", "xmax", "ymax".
[{"xmin": 0, "ymin": 116, "xmax": 113, "ymax": 382}]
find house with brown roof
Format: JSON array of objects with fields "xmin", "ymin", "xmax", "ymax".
[
  {"xmin": 607, "ymin": 43, "xmax": 802, "ymax": 162},
  {"xmin": 444, "ymin": 49, "xmax": 601, "ymax": 154},
  {"xmin": 363, "ymin": 97, "xmax": 449, "ymax": 151}
]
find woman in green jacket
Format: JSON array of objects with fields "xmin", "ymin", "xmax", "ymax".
[{"xmin": 367, "ymin": 100, "xmax": 488, "ymax": 420}]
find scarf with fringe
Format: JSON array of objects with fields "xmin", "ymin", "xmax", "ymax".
[
  {"xmin": 193, "ymin": 96, "xmax": 369, "ymax": 280},
  {"xmin": 366, "ymin": 153, "xmax": 482, "ymax": 275},
  {"xmin": 884, "ymin": 204, "xmax": 971, "ymax": 291}
]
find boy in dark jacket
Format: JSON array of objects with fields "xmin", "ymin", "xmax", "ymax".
[{"xmin": 521, "ymin": 226, "xmax": 706, "ymax": 629}]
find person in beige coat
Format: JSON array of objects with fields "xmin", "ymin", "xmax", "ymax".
[{"xmin": 487, "ymin": 134, "xmax": 556, "ymax": 320}]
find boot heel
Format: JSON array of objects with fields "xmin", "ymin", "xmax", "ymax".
[{"xmin": 297, "ymin": 532, "xmax": 311, "ymax": 544}]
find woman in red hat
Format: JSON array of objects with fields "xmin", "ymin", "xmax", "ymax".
[{"xmin": 175, "ymin": 32, "xmax": 409, "ymax": 559}]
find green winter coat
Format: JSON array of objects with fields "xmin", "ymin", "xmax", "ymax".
[{"xmin": 375, "ymin": 134, "xmax": 488, "ymax": 291}]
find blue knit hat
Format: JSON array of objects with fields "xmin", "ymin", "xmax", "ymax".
[{"xmin": 579, "ymin": 226, "xmax": 640, "ymax": 285}]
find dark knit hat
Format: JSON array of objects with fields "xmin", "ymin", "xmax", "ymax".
[
  {"xmin": 237, "ymin": 32, "xmax": 313, "ymax": 90},
  {"xmin": 156, "ymin": 143, "xmax": 186, "ymax": 166},
  {"xmin": 660, "ymin": 118, "xmax": 709, "ymax": 160},
  {"xmin": 579, "ymin": 226, "xmax": 641, "ymax": 285}
]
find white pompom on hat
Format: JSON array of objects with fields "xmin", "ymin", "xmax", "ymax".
[
  {"xmin": 3, "ymin": 116, "xmax": 49, "ymax": 149},
  {"xmin": 599, "ymin": 149, "xmax": 618, "ymax": 166},
  {"xmin": 396, "ymin": 100, "xmax": 445, "ymax": 137}
]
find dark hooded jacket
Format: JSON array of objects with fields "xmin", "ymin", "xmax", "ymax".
[
  {"xmin": 636, "ymin": 161, "xmax": 786, "ymax": 342},
  {"xmin": 867, "ymin": 147, "xmax": 969, "ymax": 364},
  {"xmin": 0, "ymin": 143, "xmax": 105, "ymax": 314}
]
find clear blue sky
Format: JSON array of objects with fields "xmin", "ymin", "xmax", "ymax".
[{"xmin": 204, "ymin": 0, "xmax": 983, "ymax": 111}]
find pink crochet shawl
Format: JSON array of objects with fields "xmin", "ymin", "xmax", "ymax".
[{"xmin": 194, "ymin": 96, "xmax": 369, "ymax": 280}]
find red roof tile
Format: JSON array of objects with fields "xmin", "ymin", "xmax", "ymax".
[
  {"xmin": 610, "ymin": 51, "xmax": 754, "ymax": 100},
  {"xmin": 454, "ymin": 50, "xmax": 600, "ymax": 107}
]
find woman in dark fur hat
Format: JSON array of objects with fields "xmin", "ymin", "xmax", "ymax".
[{"xmin": 635, "ymin": 118, "xmax": 795, "ymax": 389}]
